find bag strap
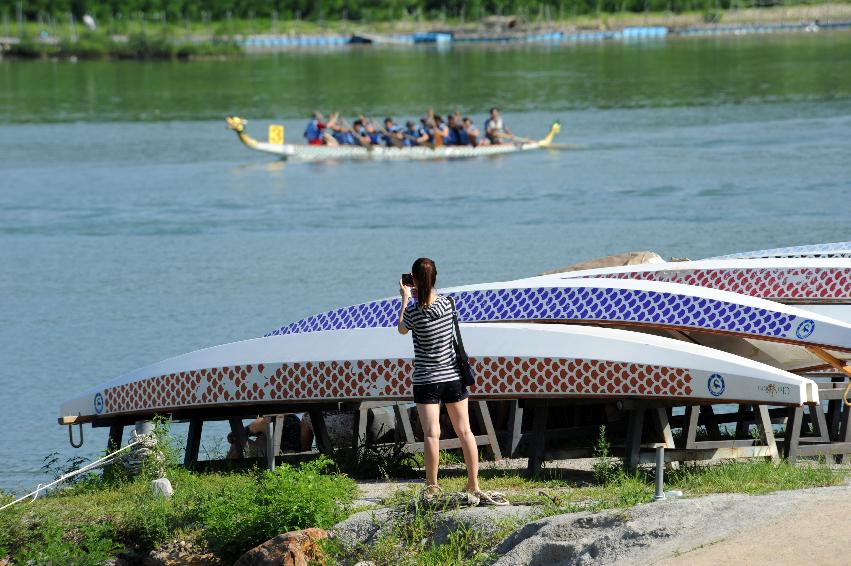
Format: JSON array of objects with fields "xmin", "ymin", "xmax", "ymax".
[{"xmin": 448, "ymin": 296, "xmax": 468, "ymax": 356}]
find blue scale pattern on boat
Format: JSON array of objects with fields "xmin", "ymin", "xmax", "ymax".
[{"xmin": 265, "ymin": 287, "xmax": 796, "ymax": 339}]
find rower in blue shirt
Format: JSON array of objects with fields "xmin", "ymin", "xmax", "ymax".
[
  {"xmin": 383, "ymin": 117, "xmax": 405, "ymax": 148},
  {"xmin": 304, "ymin": 111, "xmax": 325, "ymax": 145},
  {"xmin": 405, "ymin": 121, "xmax": 429, "ymax": 146}
]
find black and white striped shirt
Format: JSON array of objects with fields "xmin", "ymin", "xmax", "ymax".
[{"xmin": 403, "ymin": 295, "xmax": 461, "ymax": 385}]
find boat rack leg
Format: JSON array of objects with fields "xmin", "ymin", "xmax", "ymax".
[
  {"xmin": 393, "ymin": 403, "xmax": 416, "ymax": 449},
  {"xmin": 265, "ymin": 417, "xmax": 276, "ymax": 471},
  {"xmin": 525, "ymin": 401, "xmax": 549, "ymax": 478},
  {"xmin": 507, "ymin": 400, "xmax": 524, "ymax": 458},
  {"xmin": 471, "ymin": 401, "xmax": 503, "ymax": 461},
  {"xmin": 108, "ymin": 424, "xmax": 124, "ymax": 452},
  {"xmin": 839, "ymin": 401, "xmax": 851, "ymax": 465},
  {"xmin": 624, "ymin": 408, "xmax": 645, "ymax": 471},
  {"xmin": 308, "ymin": 410, "xmax": 333, "ymax": 454},
  {"xmin": 784, "ymin": 406, "xmax": 803, "ymax": 463},
  {"xmin": 184, "ymin": 418, "xmax": 203, "ymax": 469},
  {"xmin": 754, "ymin": 404, "xmax": 779, "ymax": 462}
]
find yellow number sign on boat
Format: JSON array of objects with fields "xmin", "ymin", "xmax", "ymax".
[{"xmin": 268, "ymin": 124, "xmax": 284, "ymax": 145}]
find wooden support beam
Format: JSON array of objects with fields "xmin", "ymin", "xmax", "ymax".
[
  {"xmin": 471, "ymin": 401, "xmax": 502, "ymax": 461},
  {"xmin": 807, "ymin": 347, "xmax": 851, "ymax": 407},
  {"xmin": 184, "ymin": 418, "xmax": 202, "ymax": 469},
  {"xmin": 839, "ymin": 402, "xmax": 851, "ymax": 465},
  {"xmin": 682, "ymin": 405, "xmax": 700, "ymax": 450},
  {"xmin": 784, "ymin": 406, "xmax": 803, "ymax": 463},
  {"xmin": 526, "ymin": 402, "xmax": 548, "ymax": 477},
  {"xmin": 795, "ymin": 442, "xmax": 851, "ymax": 458},
  {"xmin": 637, "ymin": 446, "xmax": 776, "ymax": 465},
  {"xmin": 272, "ymin": 415, "xmax": 284, "ymax": 453},
  {"xmin": 652, "ymin": 408, "xmax": 675, "ymax": 449},
  {"xmin": 107, "ymin": 424, "xmax": 124, "ymax": 452},
  {"xmin": 700, "ymin": 405, "xmax": 722, "ymax": 441},
  {"xmin": 404, "ymin": 435, "xmax": 493, "ymax": 453},
  {"xmin": 624, "ymin": 408, "xmax": 645, "ymax": 470},
  {"xmin": 394, "ymin": 403, "xmax": 416, "ymax": 447},
  {"xmin": 754, "ymin": 404, "xmax": 779, "ymax": 462},
  {"xmin": 308, "ymin": 410, "xmax": 332, "ymax": 454},
  {"xmin": 507, "ymin": 400, "xmax": 524, "ymax": 458},
  {"xmin": 734, "ymin": 404, "xmax": 749, "ymax": 439},
  {"xmin": 809, "ymin": 403, "xmax": 831, "ymax": 442},
  {"xmin": 264, "ymin": 417, "xmax": 276, "ymax": 471}
]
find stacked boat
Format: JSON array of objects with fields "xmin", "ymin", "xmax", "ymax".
[{"xmin": 60, "ymin": 241, "xmax": 851, "ymax": 425}]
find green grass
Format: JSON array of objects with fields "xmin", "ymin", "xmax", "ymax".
[
  {"xmin": 666, "ymin": 459, "xmax": 844, "ymax": 495},
  {"xmin": 3, "ymin": 29, "xmax": 241, "ymax": 60},
  {"xmin": 0, "ymin": 457, "xmax": 357, "ymax": 564}
]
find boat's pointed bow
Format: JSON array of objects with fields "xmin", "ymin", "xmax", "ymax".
[
  {"xmin": 225, "ymin": 116, "xmax": 258, "ymax": 149},
  {"xmin": 539, "ymin": 121, "xmax": 561, "ymax": 146}
]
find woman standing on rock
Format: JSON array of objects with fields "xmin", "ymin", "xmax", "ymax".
[{"xmin": 397, "ymin": 257, "xmax": 508, "ymax": 507}]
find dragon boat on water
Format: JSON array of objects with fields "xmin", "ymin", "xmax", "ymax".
[{"xmin": 225, "ymin": 116, "xmax": 561, "ymax": 162}]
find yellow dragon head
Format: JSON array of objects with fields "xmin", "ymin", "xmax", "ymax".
[{"xmin": 225, "ymin": 116, "xmax": 247, "ymax": 133}]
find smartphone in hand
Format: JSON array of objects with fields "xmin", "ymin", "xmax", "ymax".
[{"xmin": 401, "ymin": 273, "xmax": 414, "ymax": 287}]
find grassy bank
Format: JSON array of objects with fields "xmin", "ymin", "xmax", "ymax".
[
  {"xmin": 0, "ymin": 457, "xmax": 358, "ymax": 564},
  {"xmin": 4, "ymin": 31, "xmax": 240, "ymax": 60},
  {"xmin": 2, "ymin": 3, "xmax": 849, "ymax": 60},
  {"xmin": 1, "ymin": 455, "xmax": 845, "ymax": 565}
]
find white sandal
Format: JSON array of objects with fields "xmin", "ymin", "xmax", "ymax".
[{"xmin": 473, "ymin": 490, "xmax": 510, "ymax": 506}]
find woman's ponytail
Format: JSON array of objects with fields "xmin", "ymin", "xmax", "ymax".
[{"xmin": 412, "ymin": 258, "xmax": 437, "ymax": 308}]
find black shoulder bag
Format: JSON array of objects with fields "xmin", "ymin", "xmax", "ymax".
[{"xmin": 448, "ymin": 296, "xmax": 475, "ymax": 387}]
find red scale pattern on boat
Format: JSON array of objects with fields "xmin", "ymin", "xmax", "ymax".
[
  {"xmin": 101, "ymin": 357, "xmax": 693, "ymax": 415},
  {"xmin": 601, "ymin": 268, "xmax": 851, "ymax": 300}
]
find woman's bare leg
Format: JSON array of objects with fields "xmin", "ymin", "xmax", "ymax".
[
  {"xmin": 416, "ymin": 403, "xmax": 442, "ymax": 489},
  {"xmin": 446, "ymin": 399, "xmax": 480, "ymax": 493}
]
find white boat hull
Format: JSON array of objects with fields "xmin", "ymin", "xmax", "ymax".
[
  {"xmin": 60, "ymin": 325, "xmax": 817, "ymax": 422},
  {"xmin": 254, "ymin": 140, "xmax": 547, "ymax": 161}
]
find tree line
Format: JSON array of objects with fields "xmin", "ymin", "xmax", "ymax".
[{"xmin": 1, "ymin": 0, "xmax": 766, "ymax": 23}]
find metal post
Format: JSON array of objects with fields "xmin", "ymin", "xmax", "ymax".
[
  {"xmin": 136, "ymin": 420, "xmax": 153, "ymax": 436},
  {"xmin": 653, "ymin": 445, "xmax": 666, "ymax": 501},
  {"xmin": 265, "ymin": 417, "xmax": 276, "ymax": 471}
]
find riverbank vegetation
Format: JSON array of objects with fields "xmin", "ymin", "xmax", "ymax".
[
  {"xmin": 2, "ymin": 2, "xmax": 849, "ymax": 60},
  {"xmin": 3, "ymin": 0, "xmax": 849, "ymax": 25},
  {"xmin": 0, "ymin": 458, "xmax": 358, "ymax": 564}
]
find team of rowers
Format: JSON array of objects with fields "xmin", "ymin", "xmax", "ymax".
[{"xmin": 304, "ymin": 107, "xmax": 515, "ymax": 148}]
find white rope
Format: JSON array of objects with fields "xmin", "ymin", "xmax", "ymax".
[{"xmin": 0, "ymin": 438, "xmax": 145, "ymax": 512}]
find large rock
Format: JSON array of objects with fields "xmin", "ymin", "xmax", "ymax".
[
  {"xmin": 151, "ymin": 477, "xmax": 173, "ymax": 499},
  {"xmin": 431, "ymin": 505, "xmax": 536, "ymax": 545},
  {"xmin": 331, "ymin": 508, "xmax": 394, "ymax": 551},
  {"xmin": 233, "ymin": 528, "xmax": 328, "ymax": 566}
]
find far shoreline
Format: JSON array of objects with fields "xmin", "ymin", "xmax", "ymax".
[{"xmin": 1, "ymin": 3, "xmax": 850, "ymax": 61}]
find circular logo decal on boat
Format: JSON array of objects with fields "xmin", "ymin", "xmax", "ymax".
[
  {"xmin": 707, "ymin": 374, "xmax": 726, "ymax": 397},
  {"xmin": 94, "ymin": 393, "xmax": 104, "ymax": 414},
  {"xmin": 795, "ymin": 319, "xmax": 815, "ymax": 340}
]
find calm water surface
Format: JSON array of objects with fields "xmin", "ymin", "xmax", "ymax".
[{"xmin": 1, "ymin": 33, "xmax": 850, "ymax": 491}]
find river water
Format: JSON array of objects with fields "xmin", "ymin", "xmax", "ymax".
[{"xmin": 1, "ymin": 33, "xmax": 850, "ymax": 491}]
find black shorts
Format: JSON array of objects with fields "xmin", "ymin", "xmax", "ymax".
[{"xmin": 413, "ymin": 379, "xmax": 468, "ymax": 405}]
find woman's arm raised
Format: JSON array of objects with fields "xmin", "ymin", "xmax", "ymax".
[{"xmin": 398, "ymin": 278, "xmax": 412, "ymax": 335}]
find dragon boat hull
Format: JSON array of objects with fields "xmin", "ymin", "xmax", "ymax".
[{"xmin": 60, "ymin": 324, "xmax": 817, "ymax": 424}]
